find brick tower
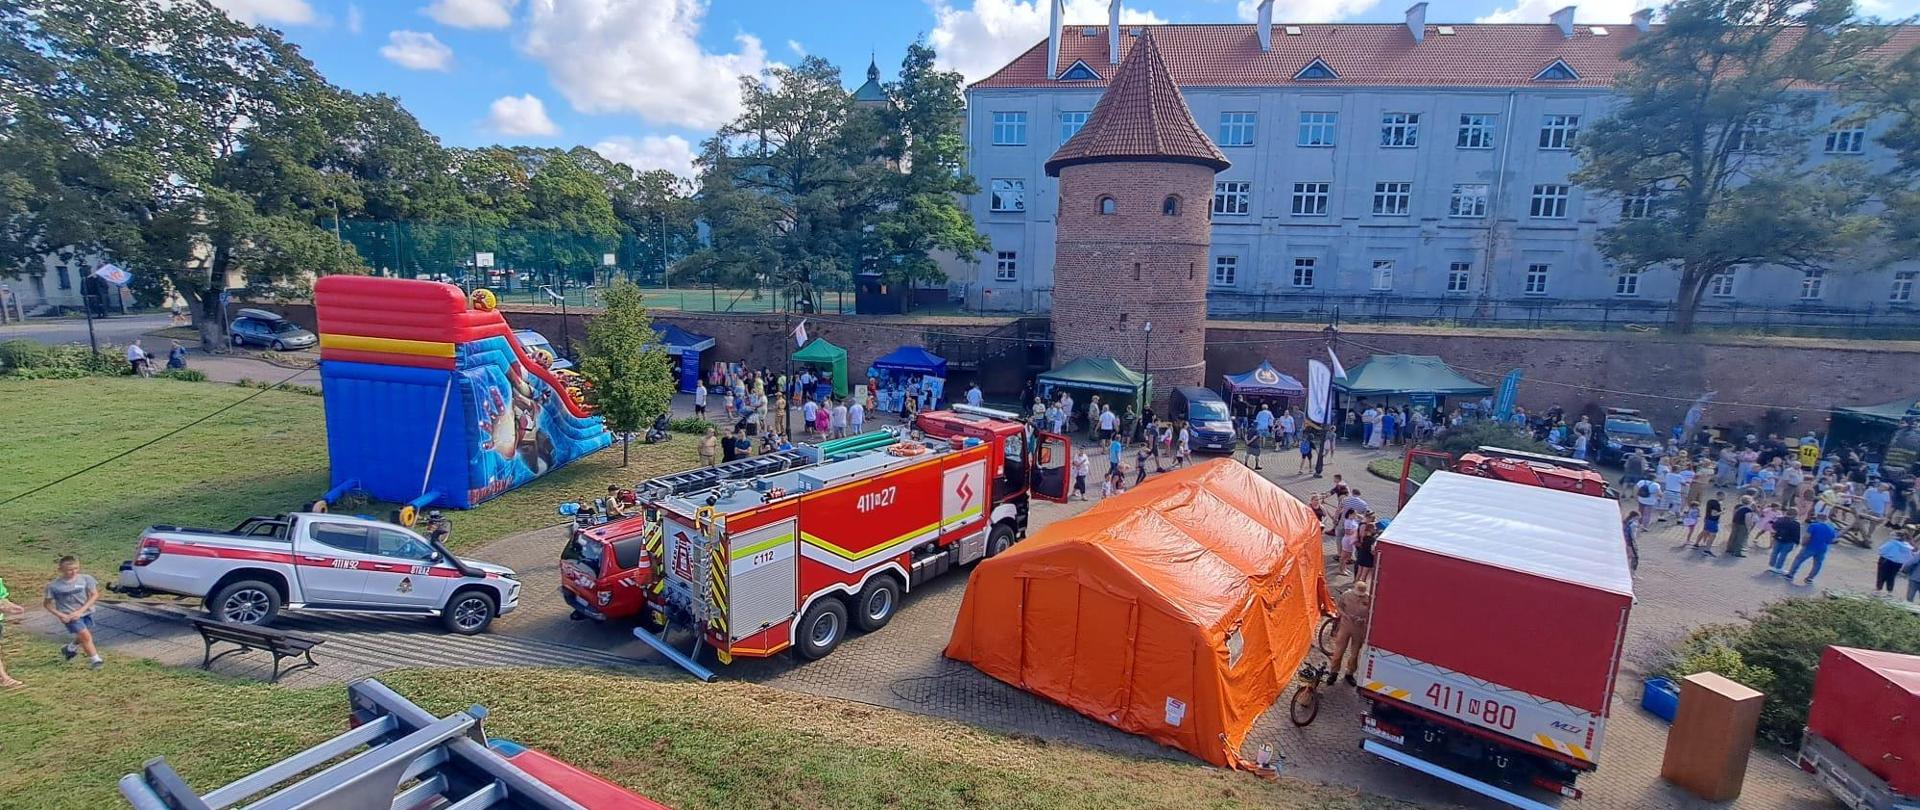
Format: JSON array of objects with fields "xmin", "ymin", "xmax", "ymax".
[{"xmin": 1046, "ymin": 31, "xmax": 1228, "ymax": 408}]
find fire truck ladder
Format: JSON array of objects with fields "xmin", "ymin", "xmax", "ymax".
[
  {"xmin": 637, "ymin": 449, "xmax": 810, "ymax": 498},
  {"xmin": 118, "ymin": 679, "xmax": 586, "ymax": 810}
]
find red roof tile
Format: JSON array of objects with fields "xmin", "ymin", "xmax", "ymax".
[
  {"xmin": 1045, "ymin": 32, "xmax": 1230, "ymax": 177},
  {"xmin": 973, "ymin": 22, "xmax": 1920, "ymax": 90}
]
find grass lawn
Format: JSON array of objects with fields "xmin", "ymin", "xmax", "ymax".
[
  {"xmin": 0, "ymin": 637, "xmax": 1391, "ymax": 810},
  {"xmin": 0, "ymin": 377, "xmax": 697, "ymax": 587}
]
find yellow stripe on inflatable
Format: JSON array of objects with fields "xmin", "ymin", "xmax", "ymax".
[{"xmin": 319, "ymin": 333, "xmax": 456, "ymax": 358}]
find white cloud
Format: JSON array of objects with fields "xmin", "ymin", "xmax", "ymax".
[
  {"xmin": 788, "ymin": 39, "xmax": 807, "ymax": 57},
  {"xmin": 209, "ymin": 0, "xmax": 315, "ymax": 25},
  {"xmin": 1477, "ymin": 0, "xmax": 1646, "ymax": 24},
  {"xmin": 927, "ymin": 0, "xmax": 1167, "ymax": 82},
  {"xmin": 592, "ymin": 135, "xmax": 698, "ymax": 179},
  {"xmin": 521, "ymin": 0, "xmax": 769, "ymax": 131},
  {"xmin": 1235, "ymin": 0, "xmax": 1384, "ymax": 24},
  {"xmin": 423, "ymin": 0, "xmax": 519, "ymax": 29},
  {"xmin": 346, "ymin": 3, "xmax": 364, "ymax": 33},
  {"xmin": 485, "ymin": 94, "xmax": 560, "ymax": 136},
  {"xmin": 381, "ymin": 31, "xmax": 455, "ymax": 71}
]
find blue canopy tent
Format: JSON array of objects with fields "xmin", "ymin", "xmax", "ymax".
[
  {"xmin": 651, "ymin": 323, "xmax": 715, "ymax": 393},
  {"xmin": 1223, "ymin": 361, "xmax": 1305, "ymax": 399},
  {"xmin": 871, "ymin": 345, "xmax": 947, "ymax": 378}
]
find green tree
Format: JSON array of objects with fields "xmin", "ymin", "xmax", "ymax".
[
  {"xmin": 1572, "ymin": 0, "xmax": 1886, "ymax": 333},
  {"xmin": 0, "ymin": 0, "xmax": 378, "ymax": 348},
  {"xmin": 579, "ymin": 280, "xmax": 674, "ymax": 465},
  {"xmin": 1859, "ymin": 44, "xmax": 1920, "ymax": 254},
  {"xmin": 869, "ymin": 43, "xmax": 992, "ymax": 290}
]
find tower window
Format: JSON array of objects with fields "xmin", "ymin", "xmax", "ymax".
[
  {"xmin": 1099, "ymin": 196, "xmax": 1116, "ymax": 215},
  {"xmin": 1162, "ymin": 195, "xmax": 1181, "ymax": 216},
  {"xmin": 1133, "ymin": 262, "xmax": 1142, "ymax": 281}
]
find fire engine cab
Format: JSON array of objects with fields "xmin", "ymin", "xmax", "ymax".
[{"xmin": 622, "ymin": 405, "xmax": 1068, "ymax": 680}]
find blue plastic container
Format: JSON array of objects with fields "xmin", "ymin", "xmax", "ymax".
[{"xmin": 1641, "ymin": 676, "xmax": 1680, "ymax": 722}]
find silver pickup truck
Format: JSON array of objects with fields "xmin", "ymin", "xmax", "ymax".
[{"xmin": 116, "ymin": 512, "xmax": 519, "ymax": 634}]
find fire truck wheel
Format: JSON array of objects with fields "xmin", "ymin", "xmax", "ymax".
[
  {"xmin": 853, "ymin": 576, "xmax": 901, "ymax": 632},
  {"xmin": 986, "ymin": 524, "xmax": 1016, "ymax": 558},
  {"xmin": 795, "ymin": 598, "xmax": 849, "ymax": 660}
]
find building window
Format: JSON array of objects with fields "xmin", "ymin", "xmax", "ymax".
[
  {"xmin": 1615, "ymin": 269, "xmax": 1641, "ymax": 297},
  {"xmin": 1621, "ymin": 187, "xmax": 1657, "ymax": 220},
  {"xmin": 1449, "ymin": 184, "xmax": 1489, "ymax": 218},
  {"xmin": 990, "ymin": 179, "xmax": 1025, "ymax": 212},
  {"xmin": 1538, "ymin": 114, "xmax": 1580, "ymax": 150},
  {"xmin": 1529, "ymin": 184, "xmax": 1570, "ymax": 218},
  {"xmin": 1730, "ymin": 115, "xmax": 1769, "ymax": 153},
  {"xmin": 1218, "ymin": 112, "xmax": 1257, "ymax": 147},
  {"xmin": 1097, "ymin": 195, "xmax": 1116, "ymax": 215},
  {"xmin": 1457, "ymin": 114, "xmax": 1496, "ymax": 149},
  {"xmin": 1446, "ymin": 262, "xmax": 1472, "ymax": 293},
  {"xmin": 1298, "ymin": 112, "xmax": 1337, "ymax": 147},
  {"xmin": 1800, "ymin": 269, "xmax": 1825, "ymax": 300},
  {"xmin": 1290, "ymin": 182, "xmax": 1330, "ymax": 216},
  {"xmin": 1708, "ymin": 271, "xmax": 1736, "ymax": 298},
  {"xmin": 1893, "ymin": 271, "xmax": 1916, "ymax": 303},
  {"xmin": 1213, "ymin": 181, "xmax": 1251, "ymax": 216},
  {"xmin": 1380, "ymin": 113, "xmax": 1420, "ymax": 148},
  {"xmin": 1162, "ymin": 195, "xmax": 1181, "ymax": 216},
  {"xmin": 1292, "ymin": 257, "xmax": 1316, "ymax": 288},
  {"xmin": 1212, "ymin": 256, "xmax": 1238, "ymax": 287},
  {"xmin": 1059, "ymin": 111, "xmax": 1088, "ymax": 142},
  {"xmin": 1370, "ymin": 260, "xmax": 1394, "ymax": 291},
  {"xmin": 994, "ymin": 251, "xmax": 1018, "ymax": 282},
  {"xmin": 1524, "ymin": 263, "xmax": 1550, "ymax": 296},
  {"xmin": 991, "ymin": 111, "xmax": 1027, "ymax": 145},
  {"xmin": 1372, "ymin": 182, "xmax": 1412, "ymax": 216},
  {"xmin": 1825, "ymin": 122, "xmax": 1866, "ymax": 155},
  {"xmin": 56, "ymin": 265, "xmax": 72, "ymax": 290}
]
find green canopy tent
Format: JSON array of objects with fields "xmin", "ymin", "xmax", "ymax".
[
  {"xmin": 792, "ymin": 338, "xmax": 849, "ymax": 398},
  {"xmin": 1333, "ymin": 355, "xmax": 1492, "ymax": 403},
  {"xmin": 1038, "ymin": 357, "xmax": 1148, "ymax": 415},
  {"xmin": 1830, "ymin": 396, "xmax": 1920, "ymax": 450}
]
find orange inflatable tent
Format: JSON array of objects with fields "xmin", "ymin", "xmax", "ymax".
[{"xmin": 944, "ymin": 459, "xmax": 1331, "ymax": 768}]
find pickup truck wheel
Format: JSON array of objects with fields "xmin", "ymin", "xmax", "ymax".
[
  {"xmin": 443, "ymin": 590, "xmax": 497, "ymax": 635},
  {"xmin": 986, "ymin": 524, "xmax": 1016, "ymax": 558},
  {"xmin": 852, "ymin": 576, "xmax": 900, "ymax": 632},
  {"xmin": 210, "ymin": 580, "xmax": 281, "ymax": 626},
  {"xmin": 794, "ymin": 598, "xmax": 848, "ymax": 661}
]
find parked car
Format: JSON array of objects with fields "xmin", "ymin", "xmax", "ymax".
[
  {"xmin": 1170, "ymin": 385, "xmax": 1236, "ymax": 453},
  {"xmin": 514, "ymin": 328, "xmax": 573, "ymax": 370},
  {"xmin": 115, "ymin": 512, "xmax": 520, "ymax": 634},
  {"xmin": 229, "ymin": 308, "xmax": 317, "ymax": 351},
  {"xmin": 1597, "ymin": 407, "xmax": 1662, "ymax": 465}
]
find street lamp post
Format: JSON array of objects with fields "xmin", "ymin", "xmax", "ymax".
[
  {"xmin": 540, "ymin": 285, "xmax": 570, "ymax": 360},
  {"xmin": 1142, "ymin": 321, "xmax": 1153, "ymax": 407}
]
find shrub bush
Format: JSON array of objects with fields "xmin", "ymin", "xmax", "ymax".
[
  {"xmin": 0, "ymin": 339, "xmax": 50, "ymax": 370},
  {"xmin": 160, "ymin": 369, "xmax": 209, "ymax": 382},
  {"xmin": 0, "ymin": 341, "xmax": 128, "ymax": 377},
  {"xmin": 669, "ymin": 417, "xmax": 716, "ymax": 435},
  {"xmin": 1659, "ymin": 597, "xmax": 1920, "ymax": 744},
  {"xmin": 1427, "ymin": 420, "xmax": 1552, "ymax": 458}
]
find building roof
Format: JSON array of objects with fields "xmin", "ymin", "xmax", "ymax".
[
  {"xmin": 852, "ymin": 57, "xmax": 888, "ymax": 106},
  {"xmin": 1044, "ymin": 32, "xmax": 1230, "ymax": 176},
  {"xmin": 973, "ymin": 22, "xmax": 1920, "ymax": 91}
]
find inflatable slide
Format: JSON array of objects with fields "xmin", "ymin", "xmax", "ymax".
[{"xmin": 315, "ymin": 276, "xmax": 612, "ymax": 509}]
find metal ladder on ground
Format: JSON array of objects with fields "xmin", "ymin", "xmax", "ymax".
[{"xmin": 118, "ymin": 679, "xmax": 586, "ymax": 810}]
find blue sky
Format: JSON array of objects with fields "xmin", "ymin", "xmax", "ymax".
[{"xmin": 216, "ymin": 0, "xmax": 1918, "ymax": 178}]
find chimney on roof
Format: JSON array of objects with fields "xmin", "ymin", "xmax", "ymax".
[
  {"xmin": 1405, "ymin": 2, "xmax": 1427, "ymax": 43},
  {"xmin": 1551, "ymin": 5, "xmax": 1576, "ymax": 38},
  {"xmin": 1631, "ymin": 7, "xmax": 1652, "ymax": 31},
  {"xmin": 1258, "ymin": 0, "xmax": 1276, "ymax": 52},
  {"xmin": 1047, "ymin": 0, "xmax": 1065, "ymax": 79},
  {"xmin": 1108, "ymin": 0, "xmax": 1123, "ymax": 64}
]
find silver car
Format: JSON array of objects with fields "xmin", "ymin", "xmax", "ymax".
[{"xmin": 229, "ymin": 309, "xmax": 317, "ymax": 351}]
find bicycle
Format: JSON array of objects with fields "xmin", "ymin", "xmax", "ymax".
[
  {"xmin": 1316, "ymin": 613, "xmax": 1337, "ymax": 656},
  {"xmin": 1290, "ymin": 659, "xmax": 1332, "ymax": 726}
]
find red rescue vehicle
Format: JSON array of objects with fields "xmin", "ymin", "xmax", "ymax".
[
  {"xmin": 1798, "ymin": 646, "xmax": 1920, "ymax": 810},
  {"xmin": 1361, "ymin": 470, "xmax": 1633, "ymax": 809},
  {"xmin": 569, "ymin": 406, "xmax": 1069, "ymax": 680},
  {"xmin": 1398, "ymin": 445, "xmax": 1613, "ymax": 507}
]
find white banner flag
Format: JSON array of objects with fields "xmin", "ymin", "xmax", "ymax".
[
  {"xmin": 1307, "ymin": 360, "xmax": 1331, "ymax": 425},
  {"xmin": 1326, "ymin": 347, "xmax": 1348, "ymax": 380},
  {"xmin": 92, "ymin": 263, "xmax": 132, "ymax": 286},
  {"xmin": 792, "ymin": 319, "xmax": 809, "ymax": 348}
]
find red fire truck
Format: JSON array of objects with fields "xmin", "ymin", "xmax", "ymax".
[
  {"xmin": 610, "ymin": 406, "xmax": 1068, "ymax": 680},
  {"xmin": 1398, "ymin": 445, "xmax": 1613, "ymax": 507}
]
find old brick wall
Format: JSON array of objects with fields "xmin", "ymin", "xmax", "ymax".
[{"xmin": 1051, "ymin": 160, "xmax": 1215, "ymax": 400}]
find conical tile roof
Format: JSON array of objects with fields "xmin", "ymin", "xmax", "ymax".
[{"xmin": 1044, "ymin": 31, "xmax": 1229, "ymax": 177}]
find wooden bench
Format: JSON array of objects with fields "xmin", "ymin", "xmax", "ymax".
[{"xmin": 191, "ymin": 618, "xmax": 325, "ymax": 683}]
